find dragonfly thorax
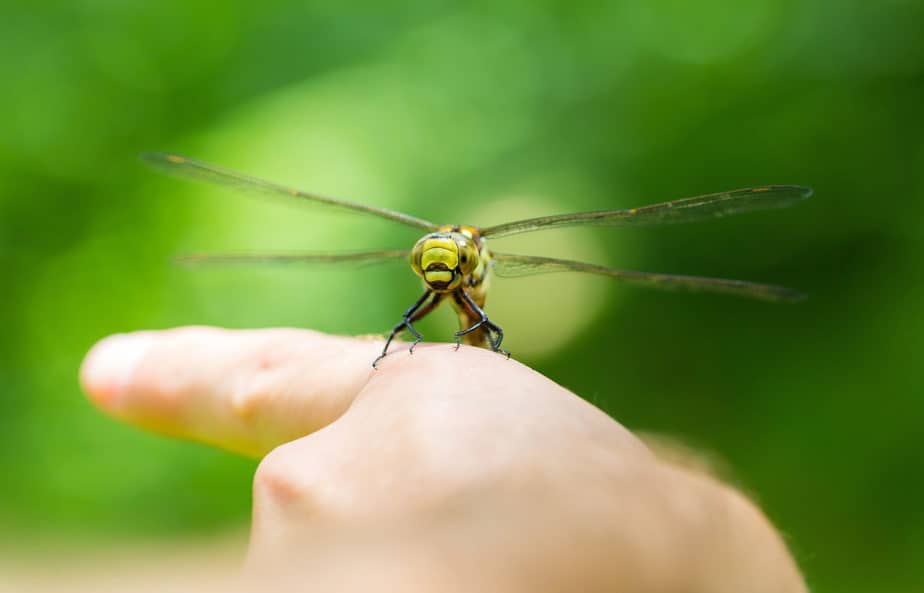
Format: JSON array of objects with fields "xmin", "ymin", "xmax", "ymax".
[{"xmin": 410, "ymin": 226, "xmax": 484, "ymax": 293}]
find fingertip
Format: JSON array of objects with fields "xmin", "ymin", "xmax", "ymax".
[{"xmin": 80, "ymin": 332, "xmax": 156, "ymax": 409}]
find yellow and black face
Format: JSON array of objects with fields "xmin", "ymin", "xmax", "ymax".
[{"xmin": 410, "ymin": 227, "xmax": 482, "ymax": 293}]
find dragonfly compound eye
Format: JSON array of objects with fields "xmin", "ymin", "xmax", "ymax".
[{"xmin": 456, "ymin": 239, "xmax": 479, "ymax": 276}]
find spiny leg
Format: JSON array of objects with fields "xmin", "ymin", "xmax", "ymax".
[
  {"xmin": 453, "ymin": 290, "xmax": 510, "ymax": 358},
  {"xmin": 481, "ymin": 321, "xmax": 509, "ymax": 359},
  {"xmin": 484, "ymin": 322, "xmax": 508, "ymax": 358},
  {"xmin": 451, "ymin": 291, "xmax": 485, "ymax": 349},
  {"xmin": 405, "ymin": 293, "xmax": 443, "ymax": 354},
  {"xmin": 373, "ymin": 290, "xmax": 442, "ymax": 368}
]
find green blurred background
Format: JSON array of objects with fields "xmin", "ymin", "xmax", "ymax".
[{"xmin": 1, "ymin": 0, "xmax": 922, "ymax": 590}]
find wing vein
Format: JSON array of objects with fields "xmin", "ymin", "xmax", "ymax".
[
  {"xmin": 141, "ymin": 152, "xmax": 440, "ymax": 231},
  {"xmin": 481, "ymin": 186, "xmax": 812, "ymax": 238},
  {"xmin": 175, "ymin": 249, "xmax": 410, "ymax": 266},
  {"xmin": 491, "ymin": 252, "xmax": 805, "ymax": 302}
]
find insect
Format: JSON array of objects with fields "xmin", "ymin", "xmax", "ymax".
[{"xmin": 142, "ymin": 153, "xmax": 812, "ymax": 367}]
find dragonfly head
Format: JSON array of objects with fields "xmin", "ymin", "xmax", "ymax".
[{"xmin": 410, "ymin": 228, "xmax": 481, "ymax": 293}]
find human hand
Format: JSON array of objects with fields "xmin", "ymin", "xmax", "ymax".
[{"xmin": 80, "ymin": 327, "xmax": 805, "ymax": 593}]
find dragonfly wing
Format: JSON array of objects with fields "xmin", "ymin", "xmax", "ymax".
[
  {"xmin": 141, "ymin": 153, "xmax": 440, "ymax": 232},
  {"xmin": 491, "ymin": 253, "xmax": 805, "ymax": 303},
  {"xmin": 481, "ymin": 186, "xmax": 813, "ymax": 238},
  {"xmin": 176, "ymin": 249, "xmax": 410, "ymax": 267}
]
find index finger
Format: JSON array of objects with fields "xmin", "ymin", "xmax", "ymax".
[{"xmin": 80, "ymin": 327, "xmax": 383, "ymax": 457}]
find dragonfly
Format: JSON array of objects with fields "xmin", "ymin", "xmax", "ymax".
[{"xmin": 142, "ymin": 152, "xmax": 812, "ymax": 367}]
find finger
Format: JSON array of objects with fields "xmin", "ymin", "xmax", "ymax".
[{"xmin": 79, "ymin": 327, "xmax": 383, "ymax": 457}]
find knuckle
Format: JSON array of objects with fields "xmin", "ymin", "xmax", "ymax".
[
  {"xmin": 253, "ymin": 443, "xmax": 307, "ymax": 505},
  {"xmin": 230, "ymin": 367, "xmax": 280, "ymax": 422},
  {"xmin": 253, "ymin": 437, "xmax": 346, "ymax": 519}
]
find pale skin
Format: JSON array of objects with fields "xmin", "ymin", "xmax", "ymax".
[{"xmin": 79, "ymin": 327, "xmax": 807, "ymax": 593}]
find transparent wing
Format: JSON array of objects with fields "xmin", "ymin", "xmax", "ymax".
[
  {"xmin": 141, "ymin": 152, "xmax": 440, "ymax": 232},
  {"xmin": 175, "ymin": 249, "xmax": 410, "ymax": 267},
  {"xmin": 491, "ymin": 253, "xmax": 805, "ymax": 303},
  {"xmin": 481, "ymin": 186, "xmax": 813, "ymax": 238}
]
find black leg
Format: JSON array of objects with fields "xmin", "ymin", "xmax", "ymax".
[
  {"xmin": 454, "ymin": 290, "xmax": 510, "ymax": 358},
  {"xmin": 373, "ymin": 290, "xmax": 441, "ymax": 368},
  {"xmin": 406, "ymin": 293, "xmax": 443, "ymax": 355}
]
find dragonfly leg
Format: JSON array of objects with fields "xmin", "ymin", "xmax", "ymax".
[
  {"xmin": 484, "ymin": 322, "xmax": 509, "ymax": 358},
  {"xmin": 454, "ymin": 290, "xmax": 511, "ymax": 359},
  {"xmin": 373, "ymin": 290, "xmax": 441, "ymax": 368},
  {"xmin": 406, "ymin": 293, "xmax": 443, "ymax": 355},
  {"xmin": 477, "ymin": 320, "xmax": 509, "ymax": 358}
]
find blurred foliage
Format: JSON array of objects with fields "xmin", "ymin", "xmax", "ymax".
[{"xmin": 1, "ymin": 0, "xmax": 923, "ymax": 591}]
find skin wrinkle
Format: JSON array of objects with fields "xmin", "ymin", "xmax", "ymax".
[
  {"xmin": 253, "ymin": 444, "xmax": 305, "ymax": 504},
  {"xmin": 230, "ymin": 338, "xmax": 332, "ymax": 451},
  {"xmin": 230, "ymin": 366, "xmax": 295, "ymax": 455}
]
